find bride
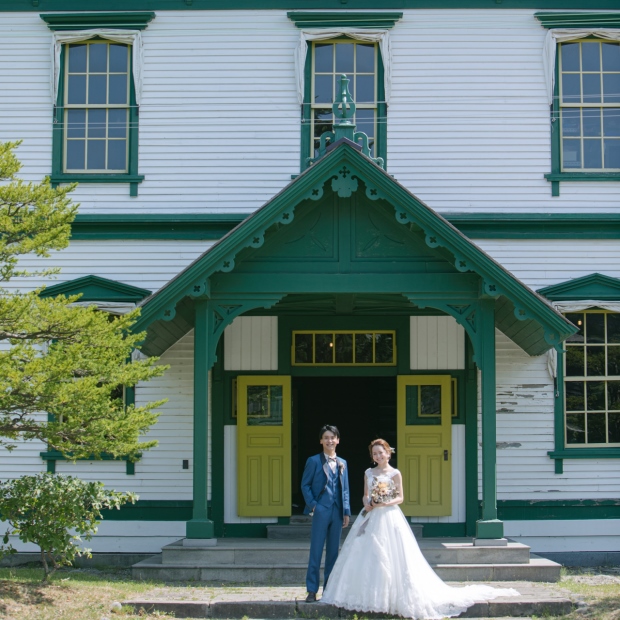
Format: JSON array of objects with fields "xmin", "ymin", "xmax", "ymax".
[{"xmin": 320, "ymin": 438, "xmax": 519, "ymax": 619}]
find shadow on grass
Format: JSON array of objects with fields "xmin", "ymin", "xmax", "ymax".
[
  {"xmin": 572, "ymin": 595, "xmax": 620, "ymax": 619},
  {"xmin": 0, "ymin": 576, "xmax": 54, "ymax": 614}
]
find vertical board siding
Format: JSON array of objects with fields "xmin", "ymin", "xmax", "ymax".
[
  {"xmin": 223, "ymin": 425, "xmax": 277, "ymax": 524},
  {"xmin": 57, "ymin": 330, "xmax": 201, "ymax": 500},
  {"xmin": 413, "ymin": 424, "xmax": 466, "ymax": 524},
  {"xmin": 1, "ymin": 11, "xmax": 618, "ymax": 213},
  {"xmin": 410, "ymin": 316, "xmax": 465, "ymax": 370},
  {"xmin": 478, "ymin": 331, "xmax": 620, "ymax": 501},
  {"xmin": 224, "ymin": 317, "xmax": 278, "ymax": 371}
]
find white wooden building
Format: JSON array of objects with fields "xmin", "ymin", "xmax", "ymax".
[{"xmin": 1, "ymin": 2, "xmax": 619, "ymax": 565}]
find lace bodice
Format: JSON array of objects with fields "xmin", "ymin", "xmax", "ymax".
[{"xmin": 365, "ymin": 468, "xmax": 399, "ymax": 505}]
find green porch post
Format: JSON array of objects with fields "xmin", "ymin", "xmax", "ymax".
[
  {"xmin": 186, "ymin": 299, "xmax": 215, "ymax": 539},
  {"xmin": 476, "ymin": 299, "xmax": 504, "ymax": 540}
]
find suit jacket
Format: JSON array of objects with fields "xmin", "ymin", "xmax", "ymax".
[{"xmin": 301, "ymin": 453, "xmax": 351, "ymax": 516}]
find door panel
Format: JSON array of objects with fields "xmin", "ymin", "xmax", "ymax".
[
  {"xmin": 397, "ymin": 375, "xmax": 452, "ymax": 516},
  {"xmin": 237, "ymin": 376, "xmax": 291, "ymax": 517}
]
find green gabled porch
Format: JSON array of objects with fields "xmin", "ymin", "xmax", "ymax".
[{"xmin": 132, "ymin": 121, "xmax": 576, "ymax": 545}]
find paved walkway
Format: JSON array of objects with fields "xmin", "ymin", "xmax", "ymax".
[{"xmin": 124, "ymin": 582, "xmax": 573, "ymax": 618}]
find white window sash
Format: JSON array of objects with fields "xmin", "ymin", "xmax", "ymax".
[
  {"xmin": 543, "ymin": 28, "xmax": 620, "ymax": 106},
  {"xmin": 51, "ymin": 30, "xmax": 143, "ymax": 105},
  {"xmin": 295, "ymin": 29, "xmax": 392, "ymax": 106}
]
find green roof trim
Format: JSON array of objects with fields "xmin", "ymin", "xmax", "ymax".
[
  {"xmin": 40, "ymin": 11, "xmax": 155, "ymax": 31},
  {"xmin": 40, "ymin": 275, "xmax": 151, "ymax": 303},
  {"xmin": 2, "ymin": 1, "xmax": 617, "ymax": 11},
  {"xmin": 538, "ymin": 273, "xmax": 620, "ymax": 302},
  {"xmin": 134, "ymin": 139, "xmax": 575, "ymax": 358},
  {"xmin": 69, "ymin": 212, "xmax": 620, "ymax": 240},
  {"xmin": 535, "ymin": 11, "xmax": 620, "ymax": 29},
  {"xmin": 287, "ymin": 11, "xmax": 403, "ymax": 29}
]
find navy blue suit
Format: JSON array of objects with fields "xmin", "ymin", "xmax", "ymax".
[{"xmin": 301, "ymin": 453, "xmax": 351, "ymax": 593}]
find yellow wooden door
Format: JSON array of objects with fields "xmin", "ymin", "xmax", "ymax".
[
  {"xmin": 397, "ymin": 375, "xmax": 452, "ymax": 517},
  {"xmin": 237, "ymin": 376, "xmax": 292, "ymax": 517}
]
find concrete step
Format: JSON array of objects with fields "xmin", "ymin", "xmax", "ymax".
[
  {"xmin": 133, "ymin": 554, "xmax": 560, "ymax": 584},
  {"xmin": 161, "ymin": 538, "xmax": 531, "ymax": 567},
  {"xmin": 267, "ymin": 521, "xmax": 424, "ymax": 540},
  {"xmin": 125, "ymin": 591, "xmax": 574, "ymax": 619}
]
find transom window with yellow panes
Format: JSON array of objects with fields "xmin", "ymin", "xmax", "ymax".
[
  {"xmin": 312, "ymin": 40, "xmax": 378, "ymax": 159},
  {"xmin": 293, "ymin": 331, "xmax": 395, "ymax": 366},
  {"xmin": 564, "ymin": 310, "xmax": 620, "ymax": 447},
  {"xmin": 559, "ymin": 40, "xmax": 620, "ymax": 171}
]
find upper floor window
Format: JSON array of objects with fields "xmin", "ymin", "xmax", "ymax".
[
  {"xmin": 564, "ymin": 310, "xmax": 620, "ymax": 447},
  {"xmin": 559, "ymin": 41, "xmax": 620, "ymax": 172},
  {"xmin": 64, "ymin": 41, "xmax": 130, "ymax": 174},
  {"xmin": 311, "ymin": 40, "xmax": 378, "ymax": 160}
]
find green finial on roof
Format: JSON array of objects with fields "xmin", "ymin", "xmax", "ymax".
[{"xmin": 307, "ymin": 74, "xmax": 384, "ymax": 169}]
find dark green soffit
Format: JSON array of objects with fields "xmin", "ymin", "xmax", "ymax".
[
  {"xmin": 133, "ymin": 139, "xmax": 575, "ymax": 357},
  {"xmin": 535, "ymin": 11, "xmax": 620, "ymax": 29},
  {"xmin": 4, "ymin": 1, "xmax": 620, "ymax": 11},
  {"xmin": 538, "ymin": 273, "xmax": 620, "ymax": 302},
  {"xmin": 70, "ymin": 213, "xmax": 620, "ymax": 240},
  {"xmin": 39, "ymin": 274, "xmax": 152, "ymax": 302},
  {"xmin": 288, "ymin": 11, "xmax": 403, "ymax": 28},
  {"xmin": 40, "ymin": 11, "xmax": 155, "ymax": 30}
]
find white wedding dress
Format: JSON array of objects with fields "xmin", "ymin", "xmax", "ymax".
[{"xmin": 321, "ymin": 468, "xmax": 519, "ymax": 619}]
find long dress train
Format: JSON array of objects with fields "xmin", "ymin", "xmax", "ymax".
[{"xmin": 321, "ymin": 469, "xmax": 519, "ymax": 619}]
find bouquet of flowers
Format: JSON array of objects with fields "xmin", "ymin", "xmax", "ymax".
[{"xmin": 369, "ymin": 477, "xmax": 398, "ymax": 505}]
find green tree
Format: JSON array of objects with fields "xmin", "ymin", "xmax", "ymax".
[
  {"xmin": 0, "ymin": 473, "xmax": 137, "ymax": 580},
  {"xmin": 0, "ymin": 140, "xmax": 166, "ymax": 459}
]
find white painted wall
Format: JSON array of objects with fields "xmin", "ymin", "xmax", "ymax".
[
  {"xmin": 410, "ymin": 316, "xmax": 465, "ymax": 370},
  {"xmin": 478, "ymin": 331, "xmax": 620, "ymax": 501},
  {"xmin": 56, "ymin": 330, "xmax": 199, "ymax": 501},
  {"xmin": 224, "ymin": 316, "xmax": 278, "ymax": 371},
  {"xmin": 1, "ymin": 10, "xmax": 618, "ymax": 214},
  {"xmin": 504, "ymin": 520, "xmax": 620, "ymax": 553},
  {"xmin": 223, "ymin": 425, "xmax": 277, "ymax": 525}
]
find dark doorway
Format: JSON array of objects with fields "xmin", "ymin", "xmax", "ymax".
[{"xmin": 292, "ymin": 376, "xmax": 396, "ymax": 515}]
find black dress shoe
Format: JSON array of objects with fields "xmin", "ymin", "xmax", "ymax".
[{"xmin": 305, "ymin": 592, "xmax": 317, "ymax": 603}]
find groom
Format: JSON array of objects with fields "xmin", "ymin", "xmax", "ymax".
[{"xmin": 301, "ymin": 424, "xmax": 351, "ymax": 603}]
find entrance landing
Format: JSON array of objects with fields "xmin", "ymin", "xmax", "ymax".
[{"xmin": 131, "ymin": 537, "xmax": 561, "ymax": 584}]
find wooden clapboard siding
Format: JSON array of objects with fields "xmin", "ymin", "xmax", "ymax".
[
  {"xmin": 410, "ymin": 316, "xmax": 465, "ymax": 370},
  {"xmin": 474, "ymin": 239, "xmax": 620, "ymax": 291},
  {"xmin": 504, "ymin": 520, "xmax": 620, "ymax": 553},
  {"xmin": 224, "ymin": 317, "xmax": 278, "ymax": 371},
  {"xmin": 223, "ymin": 425, "xmax": 277, "ymax": 524},
  {"xmin": 57, "ymin": 331, "xmax": 198, "ymax": 500},
  {"xmin": 4, "ymin": 240, "xmax": 210, "ymax": 295},
  {"xmin": 2, "ymin": 11, "xmax": 619, "ymax": 214},
  {"xmin": 388, "ymin": 10, "xmax": 618, "ymax": 212},
  {"xmin": 478, "ymin": 332, "xmax": 620, "ymax": 501},
  {"xmin": 0, "ymin": 413, "xmax": 47, "ymax": 481},
  {"xmin": 412, "ymin": 424, "xmax": 466, "ymax": 524}
]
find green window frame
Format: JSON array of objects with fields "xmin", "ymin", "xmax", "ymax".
[
  {"xmin": 288, "ymin": 11, "xmax": 401, "ymax": 172},
  {"xmin": 41, "ymin": 12, "xmax": 154, "ymax": 196},
  {"xmin": 536, "ymin": 12, "xmax": 620, "ymax": 196},
  {"xmin": 539, "ymin": 273, "xmax": 620, "ymax": 473}
]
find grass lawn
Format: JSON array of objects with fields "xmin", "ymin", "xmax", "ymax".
[
  {"xmin": 546, "ymin": 566, "xmax": 620, "ymax": 620},
  {"xmin": 0, "ymin": 566, "xmax": 170, "ymax": 619}
]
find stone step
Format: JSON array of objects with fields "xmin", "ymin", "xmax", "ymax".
[
  {"xmin": 161, "ymin": 539, "xmax": 531, "ymax": 566},
  {"xmin": 267, "ymin": 522, "xmax": 424, "ymax": 540},
  {"xmin": 125, "ymin": 591, "xmax": 574, "ymax": 619},
  {"xmin": 133, "ymin": 554, "xmax": 560, "ymax": 583}
]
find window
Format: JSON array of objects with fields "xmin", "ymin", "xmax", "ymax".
[
  {"xmin": 559, "ymin": 41, "xmax": 620, "ymax": 172},
  {"xmin": 292, "ymin": 330, "xmax": 396, "ymax": 366},
  {"xmin": 64, "ymin": 41, "xmax": 131, "ymax": 174},
  {"xmin": 41, "ymin": 11, "xmax": 154, "ymax": 196},
  {"xmin": 563, "ymin": 310, "xmax": 620, "ymax": 447},
  {"xmin": 311, "ymin": 40, "xmax": 379, "ymax": 161}
]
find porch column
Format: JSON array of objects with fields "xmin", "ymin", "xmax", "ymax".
[
  {"xmin": 186, "ymin": 299, "xmax": 215, "ymax": 539},
  {"xmin": 476, "ymin": 299, "xmax": 504, "ymax": 540}
]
